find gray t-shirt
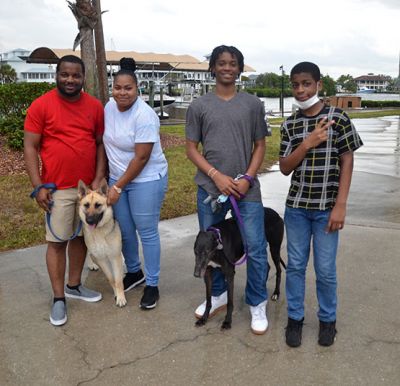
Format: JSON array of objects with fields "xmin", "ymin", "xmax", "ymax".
[{"xmin": 185, "ymin": 92, "xmax": 268, "ymax": 201}]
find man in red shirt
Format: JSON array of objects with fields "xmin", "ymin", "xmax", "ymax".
[{"xmin": 24, "ymin": 55, "xmax": 107, "ymax": 326}]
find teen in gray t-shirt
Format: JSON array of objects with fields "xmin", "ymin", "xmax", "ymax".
[
  {"xmin": 185, "ymin": 45, "xmax": 270, "ymax": 335},
  {"xmin": 186, "ymin": 91, "xmax": 268, "ymax": 201}
]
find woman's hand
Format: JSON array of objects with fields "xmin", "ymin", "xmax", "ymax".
[{"xmin": 107, "ymin": 186, "xmax": 121, "ymax": 206}]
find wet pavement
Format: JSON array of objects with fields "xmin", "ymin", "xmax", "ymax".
[{"xmin": 1, "ymin": 116, "xmax": 400, "ymax": 385}]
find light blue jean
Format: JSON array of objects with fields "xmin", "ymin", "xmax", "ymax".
[
  {"xmin": 110, "ymin": 174, "xmax": 168, "ymax": 286},
  {"xmin": 197, "ymin": 187, "xmax": 268, "ymax": 306},
  {"xmin": 284, "ymin": 206, "xmax": 339, "ymax": 322}
]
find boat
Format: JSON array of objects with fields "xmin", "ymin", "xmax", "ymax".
[
  {"xmin": 140, "ymin": 94, "xmax": 175, "ymax": 119},
  {"xmin": 140, "ymin": 93, "xmax": 176, "ymax": 109},
  {"xmin": 357, "ymin": 87, "xmax": 375, "ymax": 94}
]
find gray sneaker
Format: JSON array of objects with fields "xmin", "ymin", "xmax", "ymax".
[
  {"xmin": 50, "ymin": 301, "xmax": 67, "ymax": 326},
  {"xmin": 64, "ymin": 284, "xmax": 102, "ymax": 302}
]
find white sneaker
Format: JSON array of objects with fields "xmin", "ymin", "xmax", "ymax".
[
  {"xmin": 250, "ymin": 300, "xmax": 268, "ymax": 335},
  {"xmin": 194, "ymin": 291, "xmax": 228, "ymax": 319}
]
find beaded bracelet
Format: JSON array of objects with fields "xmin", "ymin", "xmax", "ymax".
[{"xmin": 207, "ymin": 167, "xmax": 216, "ymax": 176}]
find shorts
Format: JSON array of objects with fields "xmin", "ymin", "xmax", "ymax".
[{"xmin": 45, "ymin": 188, "xmax": 83, "ymax": 242}]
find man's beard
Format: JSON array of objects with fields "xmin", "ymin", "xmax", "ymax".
[{"xmin": 56, "ymin": 80, "xmax": 83, "ymax": 98}]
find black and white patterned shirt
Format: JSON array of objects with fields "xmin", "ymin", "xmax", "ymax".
[{"xmin": 280, "ymin": 105, "xmax": 363, "ymax": 210}]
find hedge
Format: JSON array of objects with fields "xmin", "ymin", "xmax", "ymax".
[
  {"xmin": 0, "ymin": 82, "xmax": 55, "ymax": 149},
  {"xmin": 361, "ymin": 100, "xmax": 400, "ymax": 108}
]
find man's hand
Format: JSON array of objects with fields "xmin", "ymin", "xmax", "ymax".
[{"xmin": 35, "ymin": 188, "xmax": 53, "ymax": 212}]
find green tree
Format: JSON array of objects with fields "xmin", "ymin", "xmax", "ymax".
[
  {"xmin": 336, "ymin": 74, "xmax": 357, "ymax": 93},
  {"xmin": 256, "ymin": 72, "xmax": 281, "ymax": 88},
  {"xmin": 0, "ymin": 64, "xmax": 17, "ymax": 84},
  {"xmin": 321, "ymin": 74, "xmax": 336, "ymax": 96}
]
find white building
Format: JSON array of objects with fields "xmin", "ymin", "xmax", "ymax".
[
  {"xmin": 353, "ymin": 73, "xmax": 391, "ymax": 91},
  {"xmin": 0, "ymin": 48, "xmax": 55, "ymax": 83}
]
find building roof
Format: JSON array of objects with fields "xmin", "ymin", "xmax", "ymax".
[
  {"xmin": 25, "ymin": 47, "xmax": 255, "ymax": 72},
  {"xmin": 354, "ymin": 74, "xmax": 391, "ymax": 81}
]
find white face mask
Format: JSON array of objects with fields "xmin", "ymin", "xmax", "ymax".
[{"xmin": 292, "ymin": 86, "xmax": 321, "ymax": 110}]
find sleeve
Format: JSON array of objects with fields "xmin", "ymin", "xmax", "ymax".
[
  {"xmin": 253, "ymin": 99, "xmax": 268, "ymax": 140},
  {"xmin": 335, "ymin": 110, "xmax": 363, "ymax": 155},
  {"xmin": 134, "ymin": 107, "xmax": 159, "ymax": 144},
  {"xmin": 279, "ymin": 121, "xmax": 292, "ymax": 157},
  {"xmin": 185, "ymin": 102, "xmax": 202, "ymax": 142},
  {"xmin": 24, "ymin": 99, "xmax": 44, "ymax": 134}
]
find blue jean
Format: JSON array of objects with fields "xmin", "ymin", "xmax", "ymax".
[
  {"xmin": 110, "ymin": 174, "xmax": 168, "ymax": 286},
  {"xmin": 197, "ymin": 187, "xmax": 268, "ymax": 306},
  {"xmin": 284, "ymin": 206, "xmax": 339, "ymax": 322}
]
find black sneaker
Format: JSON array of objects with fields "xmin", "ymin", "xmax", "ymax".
[
  {"xmin": 140, "ymin": 286, "xmax": 159, "ymax": 309},
  {"xmin": 123, "ymin": 270, "xmax": 145, "ymax": 292},
  {"xmin": 285, "ymin": 317, "xmax": 304, "ymax": 347},
  {"xmin": 318, "ymin": 321, "xmax": 337, "ymax": 346}
]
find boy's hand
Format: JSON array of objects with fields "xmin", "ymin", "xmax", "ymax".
[
  {"xmin": 326, "ymin": 203, "xmax": 346, "ymax": 233},
  {"xmin": 213, "ymin": 172, "xmax": 241, "ymax": 198},
  {"xmin": 304, "ymin": 117, "xmax": 334, "ymax": 150},
  {"xmin": 233, "ymin": 178, "xmax": 251, "ymax": 198}
]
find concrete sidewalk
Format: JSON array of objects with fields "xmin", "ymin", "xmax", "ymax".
[{"xmin": 1, "ymin": 169, "xmax": 400, "ymax": 385}]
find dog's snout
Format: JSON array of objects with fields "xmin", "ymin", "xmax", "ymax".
[{"xmin": 86, "ymin": 212, "xmax": 104, "ymax": 226}]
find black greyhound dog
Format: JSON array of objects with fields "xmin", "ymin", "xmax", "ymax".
[{"xmin": 193, "ymin": 207, "xmax": 285, "ymax": 330}]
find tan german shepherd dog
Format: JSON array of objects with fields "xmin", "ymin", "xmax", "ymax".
[{"xmin": 78, "ymin": 179, "xmax": 127, "ymax": 307}]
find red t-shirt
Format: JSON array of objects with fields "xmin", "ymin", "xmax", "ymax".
[{"xmin": 24, "ymin": 89, "xmax": 104, "ymax": 189}]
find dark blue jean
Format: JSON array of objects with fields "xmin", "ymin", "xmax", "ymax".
[
  {"xmin": 197, "ymin": 187, "xmax": 268, "ymax": 306},
  {"xmin": 284, "ymin": 206, "xmax": 339, "ymax": 322}
]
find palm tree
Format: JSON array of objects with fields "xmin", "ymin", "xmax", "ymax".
[
  {"xmin": 0, "ymin": 64, "xmax": 17, "ymax": 84},
  {"xmin": 67, "ymin": 0, "xmax": 99, "ymax": 97}
]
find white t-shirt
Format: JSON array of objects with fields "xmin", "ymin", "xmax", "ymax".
[{"xmin": 104, "ymin": 97, "xmax": 168, "ymax": 182}]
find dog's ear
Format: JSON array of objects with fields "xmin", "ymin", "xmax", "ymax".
[
  {"xmin": 98, "ymin": 178, "xmax": 109, "ymax": 196},
  {"xmin": 77, "ymin": 179, "xmax": 88, "ymax": 199}
]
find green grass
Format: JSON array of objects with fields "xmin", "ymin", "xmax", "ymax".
[{"xmin": 0, "ymin": 175, "xmax": 46, "ymax": 251}]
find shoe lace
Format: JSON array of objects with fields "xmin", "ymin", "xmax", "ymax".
[{"xmin": 251, "ymin": 305, "xmax": 265, "ymax": 321}]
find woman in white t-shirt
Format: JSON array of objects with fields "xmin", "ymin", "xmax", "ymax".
[{"xmin": 104, "ymin": 58, "xmax": 168, "ymax": 310}]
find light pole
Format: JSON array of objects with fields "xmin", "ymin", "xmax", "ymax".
[{"xmin": 279, "ymin": 65, "xmax": 284, "ymax": 117}]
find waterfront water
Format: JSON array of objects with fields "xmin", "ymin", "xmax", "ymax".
[{"xmin": 261, "ymin": 93, "xmax": 400, "ymax": 115}]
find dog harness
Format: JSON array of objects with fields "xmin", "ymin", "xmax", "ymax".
[{"xmin": 30, "ymin": 183, "xmax": 83, "ymax": 242}]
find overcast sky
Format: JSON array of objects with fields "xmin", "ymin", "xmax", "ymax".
[{"xmin": 0, "ymin": 0, "xmax": 399, "ymax": 79}]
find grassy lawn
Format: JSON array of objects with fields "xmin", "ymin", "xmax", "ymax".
[{"xmin": 0, "ymin": 125, "xmax": 280, "ymax": 251}]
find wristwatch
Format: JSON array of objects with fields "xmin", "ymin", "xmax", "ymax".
[{"xmin": 113, "ymin": 185, "xmax": 122, "ymax": 194}]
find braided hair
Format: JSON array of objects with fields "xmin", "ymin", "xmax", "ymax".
[{"xmin": 208, "ymin": 45, "xmax": 244, "ymax": 77}]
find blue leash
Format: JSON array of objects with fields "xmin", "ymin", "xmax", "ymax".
[{"xmin": 30, "ymin": 183, "xmax": 83, "ymax": 242}]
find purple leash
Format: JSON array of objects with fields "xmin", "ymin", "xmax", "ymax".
[{"xmin": 207, "ymin": 194, "xmax": 248, "ymax": 266}]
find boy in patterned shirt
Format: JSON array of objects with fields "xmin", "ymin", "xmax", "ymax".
[{"xmin": 279, "ymin": 62, "xmax": 363, "ymax": 347}]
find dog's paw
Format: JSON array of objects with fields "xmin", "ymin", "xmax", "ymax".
[
  {"xmin": 195, "ymin": 318, "xmax": 207, "ymax": 327},
  {"xmin": 221, "ymin": 321, "xmax": 231, "ymax": 330},
  {"xmin": 270, "ymin": 293, "xmax": 279, "ymax": 301},
  {"xmin": 88, "ymin": 262, "xmax": 99, "ymax": 271},
  {"xmin": 115, "ymin": 296, "xmax": 127, "ymax": 307}
]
